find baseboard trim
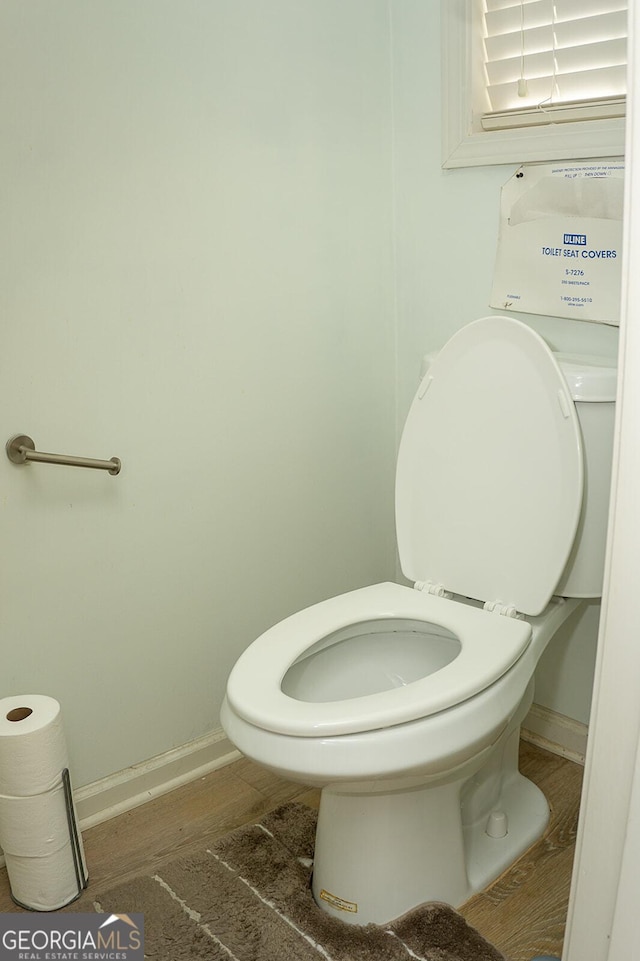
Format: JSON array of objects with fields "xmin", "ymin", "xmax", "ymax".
[
  {"xmin": 521, "ymin": 703, "xmax": 588, "ymax": 765},
  {"xmin": 75, "ymin": 728, "xmax": 240, "ymax": 830}
]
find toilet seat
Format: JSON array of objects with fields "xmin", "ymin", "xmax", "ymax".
[
  {"xmin": 226, "ymin": 316, "xmax": 585, "ymax": 740},
  {"xmin": 226, "ymin": 582, "xmax": 531, "ymax": 737}
]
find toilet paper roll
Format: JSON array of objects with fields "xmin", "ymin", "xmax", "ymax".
[
  {"xmin": 0, "ymin": 785, "xmax": 70, "ymax": 857},
  {"xmin": 0, "ymin": 695, "xmax": 88, "ymax": 909},
  {"xmin": 5, "ymin": 841, "xmax": 86, "ymax": 912},
  {"xmin": 0, "ymin": 695, "xmax": 69, "ymax": 796}
]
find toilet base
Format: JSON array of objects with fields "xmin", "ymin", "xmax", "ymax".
[
  {"xmin": 311, "ymin": 726, "xmax": 549, "ymax": 925},
  {"xmin": 464, "ymin": 767, "xmax": 549, "ymax": 893}
]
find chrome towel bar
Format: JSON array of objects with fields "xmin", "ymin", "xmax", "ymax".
[{"xmin": 6, "ymin": 434, "xmax": 121, "ymax": 475}]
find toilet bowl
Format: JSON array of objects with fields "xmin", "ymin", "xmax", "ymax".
[{"xmin": 221, "ymin": 316, "xmax": 617, "ymax": 925}]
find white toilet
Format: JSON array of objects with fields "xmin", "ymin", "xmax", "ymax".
[{"xmin": 221, "ymin": 315, "xmax": 617, "ymax": 926}]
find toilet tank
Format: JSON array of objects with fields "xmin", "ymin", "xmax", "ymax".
[
  {"xmin": 420, "ymin": 348, "xmax": 617, "ymax": 599},
  {"xmin": 554, "ymin": 353, "xmax": 617, "ymax": 598}
]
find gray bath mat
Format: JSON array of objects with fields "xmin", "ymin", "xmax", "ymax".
[{"xmin": 76, "ymin": 802, "xmax": 506, "ymax": 960}]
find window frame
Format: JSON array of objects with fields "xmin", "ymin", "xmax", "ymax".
[{"xmin": 441, "ymin": 0, "xmax": 626, "ymax": 169}]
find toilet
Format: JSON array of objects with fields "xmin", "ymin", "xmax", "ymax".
[{"xmin": 221, "ymin": 315, "xmax": 617, "ymax": 925}]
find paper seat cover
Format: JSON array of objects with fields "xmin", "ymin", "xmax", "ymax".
[{"xmin": 395, "ymin": 316, "xmax": 584, "ymax": 616}]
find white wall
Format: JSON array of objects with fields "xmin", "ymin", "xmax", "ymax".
[
  {"xmin": 0, "ymin": 0, "xmax": 396, "ymax": 786},
  {"xmin": 1, "ymin": 0, "xmax": 612, "ymax": 793},
  {"xmin": 389, "ymin": 0, "xmax": 620, "ymax": 726}
]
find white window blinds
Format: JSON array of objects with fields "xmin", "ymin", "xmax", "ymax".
[{"xmin": 481, "ymin": 0, "xmax": 627, "ymax": 130}]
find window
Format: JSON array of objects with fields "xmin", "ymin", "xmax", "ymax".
[{"xmin": 442, "ymin": 0, "xmax": 627, "ymax": 168}]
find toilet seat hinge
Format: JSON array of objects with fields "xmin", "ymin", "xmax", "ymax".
[
  {"xmin": 414, "ymin": 580, "xmax": 453, "ymax": 599},
  {"xmin": 483, "ymin": 599, "xmax": 525, "ymax": 620}
]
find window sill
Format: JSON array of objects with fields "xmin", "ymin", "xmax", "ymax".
[{"xmin": 442, "ymin": 118, "xmax": 626, "ymax": 170}]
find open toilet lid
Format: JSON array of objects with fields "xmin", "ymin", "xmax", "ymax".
[{"xmin": 395, "ymin": 316, "xmax": 584, "ymax": 616}]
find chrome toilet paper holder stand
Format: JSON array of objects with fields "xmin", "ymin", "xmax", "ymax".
[{"xmin": 62, "ymin": 767, "xmax": 89, "ymax": 901}]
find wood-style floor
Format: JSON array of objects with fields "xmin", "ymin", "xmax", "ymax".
[{"xmin": 0, "ymin": 740, "xmax": 583, "ymax": 961}]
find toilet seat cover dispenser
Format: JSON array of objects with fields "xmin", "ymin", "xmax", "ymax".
[{"xmin": 395, "ymin": 316, "xmax": 584, "ymax": 616}]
